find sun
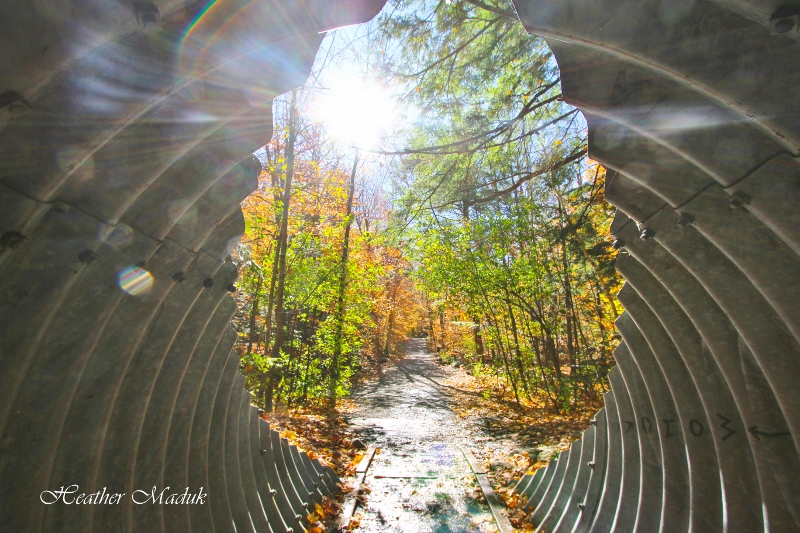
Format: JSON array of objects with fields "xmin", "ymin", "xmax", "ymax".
[{"xmin": 310, "ymin": 73, "xmax": 396, "ymax": 149}]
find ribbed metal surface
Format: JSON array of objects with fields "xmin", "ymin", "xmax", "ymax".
[
  {"xmin": 2, "ymin": 1, "xmax": 798, "ymax": 532},
  {"xmin": 0, "ymin": 1, "xmax": 385, "ymax": 531},
  {"xmin": 511, "ymin": 0, "xmax": 800, "ymax": 531}
]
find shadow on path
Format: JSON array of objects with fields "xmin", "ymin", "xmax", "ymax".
[{"xmin": 344, "ymin": 339, "xmax": 500, "ymax": 533}]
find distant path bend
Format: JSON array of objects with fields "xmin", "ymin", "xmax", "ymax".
[{"xmin": 345, "ymin": 338, "xmax": 504, "ymax": 533}]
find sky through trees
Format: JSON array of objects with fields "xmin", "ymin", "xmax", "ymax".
[{"xmin": 232, "ymin": 0, "xmax": 621, "ymax": 414}]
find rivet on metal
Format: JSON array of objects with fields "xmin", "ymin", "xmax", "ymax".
[
  {"xmin": 308, "ymin": 492, "xmax": 315, "ymax": 498},
  {"xmin": 0, "ymin": 92, "xmax": 32, "ymax": 116},
  {"xmin": 203, "ymin": 278, "xmax": 214, "ymax": 289},
  {"xmin": 258, "ymin": 408, "xmax": 265, "ymax": 416},
  {"xmin": 294, "ymin": 514, "xmax": 302, "ymax": 521},
  {"xmin": 269, "ymin": 489, "xmax": 277, "ymax": 496},
  {"xmin": 134, "ymin": 2, "xmax": 160, "ymax": 27},
  {"xmin": 172, "ymin": 271, "xmax": 186, "ymax": 283},
  {"xmin": 0, "ymin": 232, "xmax": 27, "ymax": 250},
  {"xmin": 578, "ymin": 503, "xmax": 585, "ymax": 511},
  {"xmin": 588, "ymin": 461, "xmax": 595, "ymax": 468},
  {"xmin": 639, "ymin": 228, "xmax": 656, "ymax": 240},
  {"xmin": 287, "ymin": 528, "xmax": 294, "ymax": 533},
  {"xmin": 770, "ymin": 6, "xmax": 799, "ymax": 34},
  {"xmin": 729, "ymin": 191, "xmax": 751, "ymax": 210},
  {"xmin": 227, "ymin": 283, "xmax": 237, "ymax": 293},
  {"xmin": 676, "ymin": 213, "xmax": 695, "ymax": 226},
  {"xmin": 78, "ymin": 250, "xmax": 100, "ymax": 265},
  {"xmin": 260, "ymin": 449, "xmax": 267, "ymax": 456},
  {"xmin": 590, "ymin": 418, "xmax": 597, "ymax": 425},
  {"xmin": 611, "ymin": 238, "xmax": 625, "ymax": 250}
]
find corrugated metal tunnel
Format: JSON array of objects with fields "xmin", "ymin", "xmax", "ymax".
[
  {"xmin": 0, "ymin": 1, "xmax": 383, "ymax": 532},
  {"xmin": 0, "ymin": 0, "xmax": 798, "ymax": 532},
  {"xmin": 510, "ymin": 0, "xmax": 800, "ymax": 532}
]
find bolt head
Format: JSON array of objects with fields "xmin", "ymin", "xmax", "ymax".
[
  {"xmin": 729, "ymin": 191, "xmax": 751, "ymax": 210},
  {"xmin": 134, "ymin": 2, "xmax": 160, "ymax": 27},
  {"xmin": 203, "ymin": 278, "xmax": 214, "ymax": 289},
  {"xmin": 1, "ymin": 232, "xmax": 26, "ymax": 250},
  {"xmin": 770, "ymin": 6, "xmax": 799, "ymax": 34},
  {"xmin": 141, "ymin": 13, "xmax": 158, "ymax": 26},
  {"xmin": 78, "ymin": 249, "xmax": 100, "ymax": 265},
  {"xmin": 8, "ymin": 103, "xmax": 26, "ymax": 115},
  {"xmin": 775, "ymin": 18, "xmax": 794, "ymax": 33},
  {"xmin": 611, "ymin": 238, "xmax": 625, "ymax": 250},
  {"xmin": 639, "ymin": 228, "xmax": 656, "ymax": 241},
  {"xmin": 227, "ymin": 283, "xmax": 237, "ymax": 293},
  {"xmin": 676, "ymin": 213, "xmax": 694, "ymax": 227},
  {"xmin": 172, "ymin": 272, "xmax": 186, "ymax": 283}
]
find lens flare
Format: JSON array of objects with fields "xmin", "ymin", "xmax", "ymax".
[{"xmin": 118, "ymin": 266, "xmax": 154, "ymax": 296}]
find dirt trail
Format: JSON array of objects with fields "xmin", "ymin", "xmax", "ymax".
[{"xmin": 344, "ymin": 338, "xmax": 507, "ymax": 533}]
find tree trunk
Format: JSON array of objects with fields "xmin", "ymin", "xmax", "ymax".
[
  {"xmin": 554, "ymin": 188, "xmax": 618, "ymax": 319},
  {"xmin": 382, "ymin": 274, "xmax": 400, "ymax": 361},
  {"xmin": 261, "ymin": 146, "xmax": 282, "ymax": 356},
  {"xmin": 266, "ymin": 90, "xmax": 298, "ymax": 412},
  {"xmin": 328, "ymin": 150, "xmax": 359, "ymax": 411},
  {"xmin": 245, "ymin": 273, "xmax": 263, "ymax": 356},
  {"xmin": 471, "ymin": 314, "xmax": 485, "ymax": 362},
  {"xmin": 506, "ymin": 299, "xmax": 531, "ymax": 401}
]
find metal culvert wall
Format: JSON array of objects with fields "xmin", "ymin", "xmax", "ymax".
[
  {"xmin": 509, "ymin": 0, "xmax": 800, "ymax": 532},
  {"xmin": 0, "ymin": 1, "xmax": 385, "ymax": 532},
  {"xmin": 2, "ymin": 0, "xmax": 799, "ymax": 532}
]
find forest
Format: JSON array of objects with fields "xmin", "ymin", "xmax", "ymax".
[{"xmin": 230, "ymin": 0, "xmax": 621, "ymax": 415}]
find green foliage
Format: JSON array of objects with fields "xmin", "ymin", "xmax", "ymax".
[
  {"xmin": 232, "ymin": 0, "xmax": 620, "ymax": 417},
  {"xmin": 369, "ymin": 0, "xmax": 620, "ymax": 412},
  {"xmin": 374, "ymin": 0, "xmax": 585, "ymax": 213},
  {"xmin": 409, "ymin": 164, "xmax": 620, "ymax": 411},
  {"xmin": 232, "ymin": 95, "xmax": 424, "ymax": 410}
]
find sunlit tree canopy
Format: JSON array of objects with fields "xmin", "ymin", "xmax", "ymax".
[{"xmin": 231, "ymin": 0, "xmax": 620, "ymax": 415}]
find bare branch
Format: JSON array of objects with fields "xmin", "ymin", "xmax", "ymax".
[
  {"xmin": 463, "ymin": 0, "xmax": 518, "ymax": 18},
  {"xmin": 465, "ymin": 147, "xmax": 587, "ymax": 206}
]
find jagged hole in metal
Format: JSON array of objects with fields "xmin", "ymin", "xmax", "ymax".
[{"xmin": 1, "ymin": 0, "xmax": 798, "ymax": 532}]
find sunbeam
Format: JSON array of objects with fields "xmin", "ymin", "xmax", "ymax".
[{"xmin": 309, "ymin": 73, "xmax": 396, "ymax": 149}]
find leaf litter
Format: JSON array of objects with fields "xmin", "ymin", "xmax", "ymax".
[{"xmin": 262, "ymin": 341, "xmax": 596, "ymax": 532}]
